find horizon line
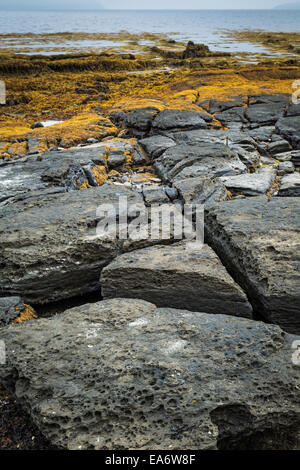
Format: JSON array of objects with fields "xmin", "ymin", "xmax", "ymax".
[{"xmin": 0, "ymin": 7, "xmax": 298, "ymax": 11}]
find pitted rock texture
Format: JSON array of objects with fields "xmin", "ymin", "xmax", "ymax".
[
  {"xmin": 205, "ymin": 197, "xmax": 300, "ymax": 334},
  {"xmin": 0, "ymin": 298, "xmax": 299, "ymax": 450},
  {"xmin": 101, "ymin": 243, "xmax": 253, "ymax": 318},
  {"xmin": 0, "ymin": 185, "xmax": 143, "ymax": 304}
]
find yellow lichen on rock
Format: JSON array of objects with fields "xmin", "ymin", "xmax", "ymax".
[
  {"xmin": 11, "ymin": 304, "xmax": 37, "ymax": 325},
  {"xmin": 92, "ymin": 165, "xmax": 108, "ymax": 186}
]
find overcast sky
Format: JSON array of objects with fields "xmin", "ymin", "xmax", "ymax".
[{"xmin": 0, "ymin": 0, "xmax": 290, "ymax": 10}]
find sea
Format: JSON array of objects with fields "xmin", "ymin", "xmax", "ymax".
[{"xmin": 0, "ymin": 9, "xmax": 300, "ymax": 55}]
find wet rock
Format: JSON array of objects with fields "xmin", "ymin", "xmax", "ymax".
[
  {"xmin": 277, "ymin": 173, "xmax": 300, "ymax": 196},
  {"xmin": 0, "ymin": 186, "xmax": 144, "ymax": 304},
  {"xmin": 101, "ymin": 243, "xmax": 253, "ymax": 318},
  {"xmin": 0, "ymin": 297, "xmax": 25, "ymax": 327},
  {"xmin": 0, "ymin": 298, "xmax": 299, "ymax": 450},
  {"xmin": 154, "ymin": 143, "xmax": 247, "ymax": 183},
  {"xmin": 31, "ymin": 122, "xmax": 44, "ymax": 129},
  {"xmin": 220, "ymin": 172, "xmax": 274, "ymax": 197},
  {"xmin": 152, "ymin": 110, "xmax": 207, "ymax": 132},
  {"xmin": 275, "ymin": 116, "xmax": 300, "ymax": 149},
  {"xmin": 245, "ymin": 103, "xmax": 286, "ymax": 126},
  {"xmin": 205, "ymin": 197, "xmax": 300, "ymax": 334},
  {"xmin": 139, "ymin": 135, "xmax": 176, "ymax": 160}
]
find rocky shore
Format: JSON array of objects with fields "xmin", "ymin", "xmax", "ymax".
[{"xmin": 0, "ymin": 37, "xmax": 300, "ymax": 449}]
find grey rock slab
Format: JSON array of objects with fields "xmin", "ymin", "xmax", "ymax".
[
  {"xmin": 142, "ymin": 187, "xmax": 169, "ymax": 205},
  {"xmin": 0, "ymin": 186, "xmax": 143, "ymax": 304},
  {"xmin": 0, "ymin": 298, "xmax": 299, "ymax": 450},
  {"xmin": 275, "ymin": 116, "xmax": 300, "ymax": 149},
  {"xmin": 205, "ymin": 197, "xmax": 300, "ymax": 333},
  {"xmin": 173, "ymin": 176, "xmax": 227, "ymax": 207},
  {"xmin": 267, "ymin": 139, "xmax": 291, "ymax": 155},
  {"xmin": 139, "ymin": 135, "xmax": 176, "ymax": 160},
  {"xmin": 248, "ymin": 93, "xmax": 290, "ymax": 106},
  {"xmin": 277, "ymin": 173, "xmax": 300, "ymax": 197},
  {"xmin": 286, "ymin": 104, "xmax": 300, "ymax": 117},
  {"xmin": 214, "ymin": 107, "xmax": 247, "ymax": 125},
  {"xmin": 245, "ymin": 103, "xmax": 286, "ymax": 126},
  {"xmin": 101, "ymin": 243, "xmax": 253, "ymax": 318},
  {"xmin": 154, "ymin": 143, "xmax": 247, "ymax": 183},
  {"xmin": 152, "ymin": 110, "xmax": 207, "ymax": 132},
  {"xmin": 220, "ymin": 172, "xmax": 274, "ymax": 197},
  {"xmin": 277, "ymin": 161, "xmax": 295, "ymax": 176}
]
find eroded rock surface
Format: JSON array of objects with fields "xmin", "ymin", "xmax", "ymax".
[
  {"xmin": 205, "ymin": 197, "xmax": 300, "ymax": 334},
  {"xmin": 101, "ymin": 243, "xmax": 253, "ymax": 318},
  {"xmin": 0, "ymin": 298, "xmax": 299, "ymax": 450},
  {"xmin": 0, "ymin": 186, "xmax": 143, "ymax": 304}
]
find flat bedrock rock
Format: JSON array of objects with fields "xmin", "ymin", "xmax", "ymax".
[
  {"xmin": 220, "ymin": 172, "xmax": 274, "ymax": 197},
  {"xmin": 0, "ymin": 298, "xmax": 299, "ymax": 450},
  {"xmin": 205, "ymin": 197, "xmax": 300, "ymax": 334},
  {"xmin": 152, "ymin": 110, "xmax": 207, "ymax": 132},
  {"xmin": 0, "ymin": 140, "xmax": 139, "ymax": 206},
  {"xmin": 0, "ymin": 185, "xmax": 147, "ymax": 304},
  {"xmin": 154, "ymin": 143, "xmax": 247, "ymax": 183},
  {"xmin": 245, "ymin": 103, "xmax": 286, "ymax": 126},
  {"xmin": 101, "ymin": 243, "xmax": 253, "ymax": 318}
]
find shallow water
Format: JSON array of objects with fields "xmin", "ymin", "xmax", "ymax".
[{"xmin": 0, "ymin": 9, "xmax": 300, "ymax": 54}]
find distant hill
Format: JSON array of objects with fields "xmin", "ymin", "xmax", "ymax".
[{"xmin": 274, "ymin": 2, "xmax": 300, "ymax": 9}]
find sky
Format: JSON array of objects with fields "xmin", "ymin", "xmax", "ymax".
[{"xmin": 0, "ymin": 0, "xmax": 292, "ymax": 10}]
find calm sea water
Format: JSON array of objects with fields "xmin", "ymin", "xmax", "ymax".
[{"xmin": 0, "ymin": 9, "xmax": 300, "ymax": 54}]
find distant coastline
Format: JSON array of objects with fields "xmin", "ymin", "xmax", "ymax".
[{"xmin": 273, "ymin": 1, "xmax": 300, "ymax": 8}]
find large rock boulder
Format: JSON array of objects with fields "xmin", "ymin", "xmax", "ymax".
[
  {"xmin": 205, "ymin": 197, "xmax": 300, "ymax": 334},
  {"xmin": 0, "ymin": 185, "xmax": 143, "ymax": 304},
  {"xmin": 0, "ymin": 298, "xmax": 299, "ymax": 450},
  {"xmin": 101, "ymin": 243, "xmax": 253, "ymax": 318}
]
